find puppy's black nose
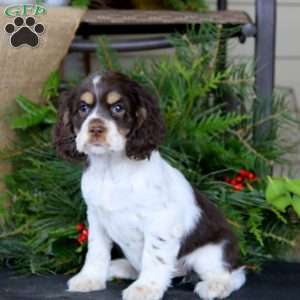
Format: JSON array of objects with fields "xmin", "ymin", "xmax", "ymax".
[{"xmin": 89, "ymin": 119, "xmax": 106, "ymax": 135}]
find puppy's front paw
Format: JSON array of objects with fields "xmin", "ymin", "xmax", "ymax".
[
  {"xmin": 194, "ymin": 279, "xmax": 231, "ymax": 300},
  {"xmin": 67, "ymin": 272, "xmax": 106, "ymax": 292},
  {"xmin": 122, "ymin": 281, "xmax": 164, "ymax": 300}
]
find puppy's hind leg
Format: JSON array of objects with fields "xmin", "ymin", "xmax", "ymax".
[
  {"xmin": 184, "ymin": 243, "xmax": 246, "ymax": 300},
  {"xmin": 107, "ymin": 259, "xmax": 138, "ymax": 281}
]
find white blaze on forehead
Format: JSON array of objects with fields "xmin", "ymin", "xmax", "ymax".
[{"xmin": 92, "ymin": 75, "xmax": 102, "ymax": 102}]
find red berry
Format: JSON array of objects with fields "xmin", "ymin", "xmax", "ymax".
[
  {"xmin": 239, "ymin": 169, "xmax": 248, "ymax": 178},
  {"xmin": 82, "ymin": 229, "xmax": 89, "ymax": 237},
  {"xmin": 229, "ymin": 179, "xmax": 237, "ymax": 186},
  {"xmin": 77, "ymin": 233, "xmax": 88, "ymax": 244},
  {"xmin": 81, "ymin": 234, "xmax": 88, "ymax": 241},
  {"xmin": 247, "ymin": 172, "xmax": 256, "ymax": 181},
  {"xmin": 235, "ymin": 175, "xmax": 244, "ymax": 183},
  {"xmin": 76, "ymin": 223, "xmax": 85, "ymax": 232},
  {"xmin": 233, "ymin": 183, "xmax": 244, "ymax": 191}
]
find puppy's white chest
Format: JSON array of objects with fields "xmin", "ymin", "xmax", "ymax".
[
  {"xmin": 81, "ymin": 166, "xmax": 135, "ymax": 211},
  {"xmin": 99, "ymin": 208, "xmax": 145, "ymax": 269},
  {"xmin": 81, "ymin": 158, "xmax": 163, "ymax": 211},
  {"xmin": 102, "ymin": 209, "xmax": 144, "ymax": 245}
]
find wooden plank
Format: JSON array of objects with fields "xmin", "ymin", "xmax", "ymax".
[{"xmin": 82, "ymin": 9, "xmax": 252, "ymax": 26}]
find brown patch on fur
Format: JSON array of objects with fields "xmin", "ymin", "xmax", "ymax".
[
  {"xmin": 106, "ymin": 91, "xmax": 121, "ymax": 104},
  {"xmin": 53, "ymin": 90, "xmax": 86, "ymax": 161},
  {"xmin": 178, "ymin": 189, "xmax": 239, "ymax": 271},
  {"xmin": 63, "ymin": 111, "xmax": 69, "ymax": 124},
  {"xmin": 102, "ymin": 71, "xmax": 165, "ymax": 160},
  {"xmin": 136, "ymin": 107, "xmax": 147, "ymax": 128},
  {"xmin": 80, "ymin": 91, "xmax": 94, "ymax": 105},
  {"xmin": 126, "ymin": 86, "xmax": 164, "ymax": 160}
]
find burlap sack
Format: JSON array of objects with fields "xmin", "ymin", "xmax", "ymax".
[{"xmin": 0, "ymin": 7, "xmax": 85, "ymax": 190}]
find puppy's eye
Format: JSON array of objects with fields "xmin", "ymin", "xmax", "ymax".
[
  {"xmin": 79, "ymin": 102, "xmax": 90, "ymax": 114},
  {"xmin": 111, "ymin": 103, "xmax": 125, "ymax": 115}
]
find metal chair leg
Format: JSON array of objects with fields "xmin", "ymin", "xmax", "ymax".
[
  {"xmin": 217, "ymin": 0, "xmax": 227, "ymax": 11},
  {"xmin": 254, "ymin": 0, "xmax": 277, "ymax": 174}
]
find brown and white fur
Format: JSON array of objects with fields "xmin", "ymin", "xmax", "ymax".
[{"xmin": 54, "ymin": 71, "xmax": 246, "ymax": 300}]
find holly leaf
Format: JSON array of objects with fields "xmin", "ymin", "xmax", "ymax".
[
  {"xmin": 292, "ymin": 195, "xmax": 300, "ymax": 218},
  {"xmin": 265, "ymin": 178, "xmax": 287, "ymax": 202},
  {"xmin": 270, "ymin": 194, "xmax": 292, "ymax": 212},
  {"xmin": 285, "ymin": 179, "xmax": 300, "ymax": 197}
]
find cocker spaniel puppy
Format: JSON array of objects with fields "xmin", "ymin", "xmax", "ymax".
[{"xmin": 54, "ymin": 71, "xmax": 246, "ymax": 300}]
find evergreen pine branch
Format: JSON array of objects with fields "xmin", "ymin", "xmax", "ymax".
[
  {"xmin": 71, "ymin": 0, "xmax": 90, "ymax": 8},
  {"xmin": 96, "ymin": 37, "xmax": 122, "ymax": 71},
  {"xmin": 42, "ymin": 70, "xmax": 60, "ymax": 102},
  {"xmin": 196, "ymin": 112, "xmax": 248, "ymax": 135},
  {"xmin": 164, "ymin": 0, "xmax": 208, "ymax": 11}
]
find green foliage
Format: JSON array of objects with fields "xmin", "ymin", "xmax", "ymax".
[
  {"xmin": 42, "ymin": 71, "xmax": 60, "ymax": 101},
  {"xmin": 0, "ymin": 127, "xmax": 86, "ymax": 274},
  {"xmin": 10, "ymin": 71, "xmax": 59, "ymax": 130},
  {"xmin": 164, "ymin": 0, "xmax": 208, "ymax": 11},
  {"xmin": 247, "ymin": 208, "xmax": 264, "ymax": 247},
  {"xmin": 11, "ymin": 96, "xmax": 56, "ymax": 130},
  {"xmin": 71, "ymin": 0, "xmax": 90, "ymax": 8},
  {"xmin": 0, "ymin": 25, "xmax": 298, "ymax": 274},
  {"xmin": 96, "ymin": 37, "xmax": 122, "ymax": 72},
  {"xmin": 266, "ymin": 177, "xmax": 300, "ymax": 217},
  {"xmin": 70, "ymin": 0, "xmax": 207, "ymax": 10}
]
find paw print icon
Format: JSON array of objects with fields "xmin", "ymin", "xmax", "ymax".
[{"xmin": 5, "ymin": 16, "xmax": 45, "ymax": 48}]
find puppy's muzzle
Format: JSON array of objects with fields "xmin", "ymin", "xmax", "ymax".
[{"xmin": 88, "ymin": 118, "xmax": 107, "ymax": 143}]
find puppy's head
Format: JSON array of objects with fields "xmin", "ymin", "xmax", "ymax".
[{"xmin": 54, "ymin": 71, "xmax": 165, "ymax": 160}]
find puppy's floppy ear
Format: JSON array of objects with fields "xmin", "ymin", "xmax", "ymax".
[
  {"xmin": 53, "ymin": 90, "xmax": 85, "ymax": 161},
  {"xmin": 126, "ymin": 83, "xmax": 165, "ymax": 160}
]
